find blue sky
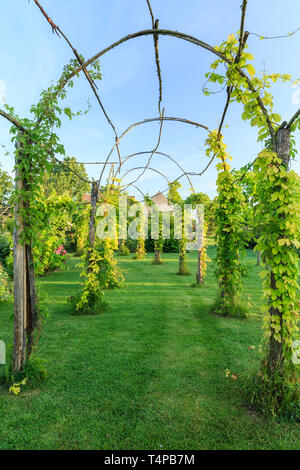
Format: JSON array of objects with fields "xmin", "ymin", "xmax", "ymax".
[{"xmin": 0, "ymin": 0, "xmax": 299, "ymax": 199}]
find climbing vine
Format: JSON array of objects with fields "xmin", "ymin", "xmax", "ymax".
[
  {"xmin": 8, "ymin": 55, "xmax": 101, "ymax": 249},
  {"xmin": 185, "ymin": 192, "xmax": 210, "ymax": 285},
  {"xmin": 168, "ymin": 181, "xmax": 189, "ymax": 275},
  {"xmin": 206, "ymin": 132, "xmax": 246, "ymax": 316},
  {"xmin": 132, "ymin": 202, "xmax": 147, "ymax": 260},
  {"xmin": 251, "ymin": 149, "xmax": 300, "ymax": 414},
  {"xmin": 205, "ymin": 31, "xmax": 300, "ymax": 412},
  {"xmin": 144, "ymin": 195, "xmax": 164, "ymax": 265},
  {"xmin": 96, "ymin": 183, "xmax": 124, "ymax": 288},
  {"xmin": 70, "ymin": 247, "xmax": 107, "ymax": 315},
  {"xmin": 5, "ymin": 56, "xmax": 101, "ymax": 367}
]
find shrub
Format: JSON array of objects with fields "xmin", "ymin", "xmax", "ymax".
[
  {"xmin": 0, "ymin": 261, "xmax": 11, "ymax": 303},
  {"xmin": 69, "ymin": 248, "xmax": 107, "ymax": 315},
  {"xmin": 0, "ymin": 232, "xmax": 12, "ymax": 273},
  {"xmin": 34, "ymin": 237, "xmax": 68, "ymax": 276}
]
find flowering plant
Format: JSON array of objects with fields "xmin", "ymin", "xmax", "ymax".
[{"xmin": 54, "ymin": 244, "xmax": 67, "ymax": 257}]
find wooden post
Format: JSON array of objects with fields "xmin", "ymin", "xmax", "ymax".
[
  {"xmin": 154, "ymin": 249, "xmax": 161, "ymax": 263},
  {"xmin": 276, "ymin": 126, "xmax": 290, "ymax": 167},
  {"xmin": 196, "ymin": 208, "xmax": 204, "ymax": 284},
  {"xmin": 12, "ymin": 142, "xmax": 39, "ymax": 374},
  {"xmin": 89, "ymin": 181, "xmax": 98, "ymax": 249},
  {"xmin": 25, "ymin": 245, "xmax": 38, "ymax": 357},
  {"xmin": 196, "ymin": 249, "xmax": 203, "ymax": 285},
  {"xmin": 12, "ymin": 146, "xmax": 27, "ymax": 374},
  {"xmin": 268, "ymin": 124, "xmax": 291, "ymax": 372},
  {"xmin": 178, "ymin": 247, "xmax": 186, "ymax": 275}
]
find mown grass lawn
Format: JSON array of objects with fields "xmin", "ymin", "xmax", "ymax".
[{"xmin": 0, "ymin": 247, "xmax": 299, "ymax": 450}]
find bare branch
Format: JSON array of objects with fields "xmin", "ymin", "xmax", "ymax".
[
  {"xmin": 145, "ymin": 1, "xmax": 163, "ymax": 115},
  {"xmin": 130, "ymin": 184, "xmax": 147, "ymax": 201},
  {"xmin": 120, "ymin": 166, "xmax": 170, "ymax": 186},
  {"xmin": 33, "ymin": 0, "xmax": 122, "ymax": 167},
  {"xmin": 121, "ymin": 150, "xmax": 195, "ymax": 191},
  {"xmin": 237, "ymin": 0, "xmax": 248, "ymax": 60},
  {"xmin": 60, "ymin": 27, "xmax": 275, "ymax": 146},
  {"xmin": 60, "ymin": 28, "xmax": 227, "ymax": 90},
  {"xmin": 145, "ymin": 0, "xmax": 155, "ymax": 26},
  {"xmin": 287, "ymin": 108, "xmax": 300, "ymax": 129},
  {"xmin": 97, "ymin": 115, "xmax": 211, "ymax": 187},
  {"xmin": 51, "ymin": 158, "xmax": 92, "ymax": 184},
  {"xmin": 0, "ymin": 108, "xmax": 92, "ymax": 184},
  {"xmin": 212, "ymin": 0, "xmax": 249, "ymax": 171},
  {"xmin": 154, "ymin": 19, "xmax": 163, "ymax": 116},
  {"xmin": 250, "ymin": 26, "xmax": 300, "ymax": 40},
  {"xmin": 123, "ymin": 108, "xmax": 166, "ymax": 189}
]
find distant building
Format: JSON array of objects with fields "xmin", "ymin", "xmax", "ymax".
[
  {"xmin": 82, "ymin": 193, "xmax": 91, "ymax": 203},
  {"xmin": 151, "ymin": 192, "xmax": 173, "ymax": 212},
  {"xmin": 144, "ymin": 192, "xmax": 174, "ymax": 215}
]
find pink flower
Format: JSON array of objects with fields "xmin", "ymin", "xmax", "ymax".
[{"xmin": 54, "ymin": 245, "xmax": 67, "ymax": 256}]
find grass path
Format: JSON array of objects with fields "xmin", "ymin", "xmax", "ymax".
[{"xmin": 0, "ymin": 248, "xmax": 299, "ymax": 449}]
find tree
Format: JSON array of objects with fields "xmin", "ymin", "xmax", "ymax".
[
  {"xmin": 46, "ymin": 156, "xmax": 90, "ymax": 202},
  {"xmin": 0, "ymin": 164, "xmax": 13, "ymax": 205}
]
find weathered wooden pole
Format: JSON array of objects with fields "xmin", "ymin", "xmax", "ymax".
[
  {"xmin": 87, "ymin": 180, "xmax": 98, "ymax": 270},
  {"xmin": 88, "ymin": 181, "xmax": 98, "ymax": 249},
  {"xmin": 25, "ymin": 245, "xmax": 38, "ymax": 357},
  {"xmin": 12, "ymin": 142, "xmax": 39, "ymax": 374},
  {"xmin": 154, "ymin": 248, "xmax": 161, "ymax": 263},
  {"xmin": 196, "ymin": 248, "xmax": 203, "ymax": 285},
  {"xmin": 12, "ymin": 153, "xmax": 27, "ymax": 373},
  {"xmin": 276, "ymin": 125, "xmax": 290, "ymax": 167},
  {"xmin": 196, "ymin": 209, "xmax": 204, "ymax": 285},
  {"xmin": 268, "ymin": 124, "xmax": 290, "ymax": 372}
]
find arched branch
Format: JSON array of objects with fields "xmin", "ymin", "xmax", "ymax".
[
  {"xmin": 120, "ymin": 150, "xmax": 195, "ymax": 191},
  {"xmin": 97, "ymin": 115, "xmax": 211, "ymax": 187},
  {"xmin": 120, "ymin": 166, "xmax": 170, "ymax": 188},
  {"xmin": 130, "ymin": 184, "xmax": 147, "ymax": 201},
  {"xmin": 250, "ymin": 26, "xmax": 300, "ymax": 40},
  {"xmin": 287, "ymin": 108, "xmax": 300, "ymax": 129},
  {"xmin": 60, "ymin": 27, "xmax": 275, "ymax": 146},
  {"xmin": 125, "ymin": 108, "xmax": 165, "ymax": 188}
]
